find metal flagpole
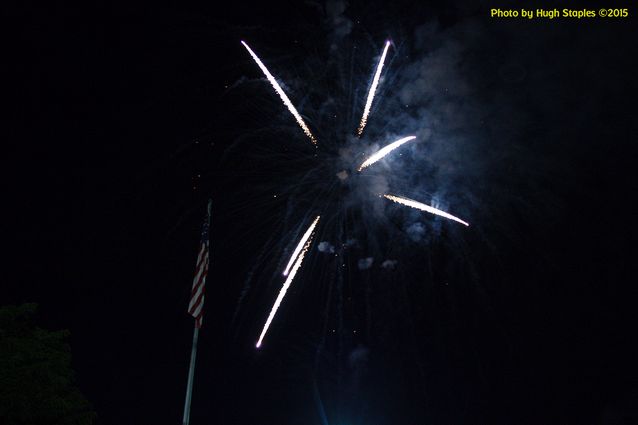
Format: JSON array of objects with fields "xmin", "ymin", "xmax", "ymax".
[
  {"xmin": 182, "ymin": 325, "xmax": 199, "ymax": 425},
  {"xmin": 182, "ymin": 199, "xmax": 212, "ymax": 425}
]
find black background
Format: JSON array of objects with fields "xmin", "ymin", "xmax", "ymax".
[{"xmin": 5, "ymin": 1, "xmax": 638, "ymax": 424}]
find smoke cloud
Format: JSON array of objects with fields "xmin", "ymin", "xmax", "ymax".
[
  {"xmin": 357, "ymin": 257, "xmax": 374, "ymax": 270},
  {"xmin": 317, "ymin": 241, "xmax": 336, "ymax": 254}
]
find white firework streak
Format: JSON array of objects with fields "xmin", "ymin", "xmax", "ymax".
[
  {"xmin": 241, "ymin": 41, "xmax": 317, "ymax": 145},
  {"xmin": 357, "ymin": 40, "xmax": 391, "ymax": 136},
  {"xmin": 358, "ymin": 135, "xmax": 417, "ymax": 171},
  {"xmin": 384, "ymin": 194, "xmax": 470, "ymax": 227},
  {"xmin": 256, "ymin": 219, "xmax": 319, "ymax": 348},
  {"xmin": 283, "ymin": 215, "xmax": 321, "ymax": 276}
]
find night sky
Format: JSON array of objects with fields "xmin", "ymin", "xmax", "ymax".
[{"xmin": 6, "ymin": 1, "xmax": 638, "ymax": 424}]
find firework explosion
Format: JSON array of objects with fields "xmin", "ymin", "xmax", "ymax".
[{"xmin": 241, "ymin": 40, "xmax": 470, "ymax": 347}]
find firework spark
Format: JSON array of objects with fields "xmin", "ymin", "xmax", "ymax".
[
  {"xmin": 256, "ymin": 218, "xmax": 319, "ymax": 348},
  {"xmin": 283, "ymin": 216, "xmax": 321, "ymax": 276},
  {"xmin": 384, "ymin": 194, "xmax": 470, "ymax": 226},
  {"xmin": 241, "ymin": 41, "xmax": 317, "ymax": 144},
  {"xmin": 358, "ymin": 135, "xmax": 417, "ymax": 171},
  {"xmin": 357, "ymin": 40, "xmax": 391, "ymax": 136}
]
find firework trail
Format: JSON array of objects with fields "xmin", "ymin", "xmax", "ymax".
[
  {"xmin": 357, "ymin": 40, "xmax": 391, "ymax": 136},
  {"xmin": 358, "ymin": 135, "xmax": 417, "ymax": 171},
  {"xmin": 283, "ymin": 215, "xmax": 321, "ymax": 276},
  {"xmin": 256, "ymin": 216, "xmax": 320, "ymax": 348},
  {"xmin": 384, "ymin": 194, "xmax": 470, "ymax": 226},
  {"xmin": 241, "ymin": 41, "xmax": 317, "ymax": 144}
]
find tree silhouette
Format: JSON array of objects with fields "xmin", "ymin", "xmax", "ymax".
[{"xmin": 0, "ymin": 304, "xmax": 96, "ymax": 425}]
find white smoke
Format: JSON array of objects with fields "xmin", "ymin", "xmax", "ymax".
[
  {"xmin": 317, "ymin": 241, "xmax": 336, "ymax": 254},
  {"xmin": 381, "ymin": 259, "xmax": 398, "ymax": 270},
  {"xmin": 357, "ymin": 257, "xmax": 374, "ymax": 270}
]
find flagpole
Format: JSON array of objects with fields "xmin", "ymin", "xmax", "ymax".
[
  {"xmin": 182, "ymin": 325, "xmax": 199, "ymax": 425},
  {"xmin": 182, "ymin": 199, "xmax": 212, "ymax": 425}
]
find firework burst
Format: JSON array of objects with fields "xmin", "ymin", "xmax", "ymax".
[{"xmin": 241, "ymin": 40, "xmax": 470, "ymax": 347}]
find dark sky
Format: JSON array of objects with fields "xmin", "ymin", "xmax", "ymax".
[{"xmin": 6, "ymin": 1, "xmax": 638, "ymax": 424}]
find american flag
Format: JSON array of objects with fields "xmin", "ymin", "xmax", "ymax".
[{"xmin": 188, "ymin": 201, "xmax": 211, "ymax": 328}]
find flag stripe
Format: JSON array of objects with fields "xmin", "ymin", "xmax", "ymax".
[
  {"xmin": 188, "ymin": 202, "xmax": 211, "ymax": 328},
  {"xmin": 190, "ymin": 249, "xmax": 208, "ymax": 297},
  {"xmin": 190, "ymin": 294, "xmax": 205, "ymax": 319},
  {"xmin": 188, "ymin": 262, "xmax": 208, "ymax": 314},
  {"xmin": 195, "ymin": 244, "xmax": 206, "ymax": 266},
  {"xmin": 189, "ymin": 258, "xmax": 208, "ymax": 313}
]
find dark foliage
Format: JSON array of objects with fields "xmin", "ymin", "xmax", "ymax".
[{"xmin": 0, "ymin": 304, "xmax": 96, "ymax": 425}]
